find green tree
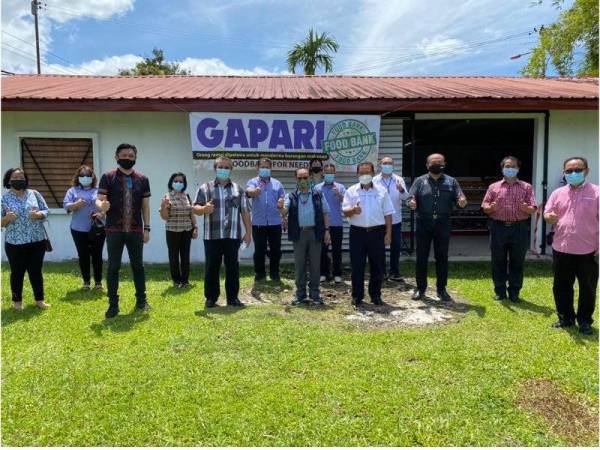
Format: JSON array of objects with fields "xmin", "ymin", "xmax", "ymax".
[
  {"xmin": 287, "ymin": 28, "xmax": 340, "ymax": 75},
  {"xmin": 119, "ymin": 48, "xmax": 190, "ymax": 76},
  {"xmin": 522, "ymin": 0, "xmax": 598, "ymax": 77}
]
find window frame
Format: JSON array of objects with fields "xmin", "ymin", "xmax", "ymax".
[{"xmin": 16, "ymin": 131, "xmax": 100, "ymax": 214}]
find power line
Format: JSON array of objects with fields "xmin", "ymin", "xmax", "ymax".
[{"xmin": 1, "ymin": 42, "xmax": 80, "ymax": 75}]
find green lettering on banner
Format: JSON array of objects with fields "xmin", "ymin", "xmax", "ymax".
[{"xmin": 322, "ymin": 118, "xmax": 377, "ymax": 168}]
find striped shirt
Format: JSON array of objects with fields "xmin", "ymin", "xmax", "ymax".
[
  {"xmin": 482, "ymin": 179, "xmax": 537, "ymax": 222},
  {"xmin": 163, "ymin": 191, "xmax": 194, "ymax": 232},
  {"xmin": 194, "ymin": 179, "xmax": 251, "ymax": 240}
]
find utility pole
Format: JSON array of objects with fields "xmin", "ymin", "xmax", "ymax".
[{"xmin": 31, "ymin": 0, "xmax": 41, "ymax": 74}]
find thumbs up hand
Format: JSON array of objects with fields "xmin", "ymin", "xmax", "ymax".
[
  {"xmin": 353, "ymin": 201, "xmax": 362, "ymax": 215},
  {"xmin": 161, "ymin": 195, "xmax": 171, "ymax": 209},
  {"xmin": 99, "ymin": 199, "xmax": 111, "ymax": 213},
  {"xmin": 4, "ymin": 209, "xmax": 17, "ymax": 223},
  {"xmin": 277, "ymin": 196, "xmax": 285, "ymax": 209},
  {"xmin": 408, "ymin": 197, "xmax": 417, "ymax": 210},
  {"xmin": 519, "ymin": 202, "xmax": 533, "ymax": 214},
  {"xmin": 545, "ymin": 209, "xmax": 558, "ymax": 225},
  {"xmin": 204, "ymin": 199, "xmax": 215, "ymax": 215},
  {"xmin": 396, "ymin": 181, "xmax": 404, "ymax": 193}
]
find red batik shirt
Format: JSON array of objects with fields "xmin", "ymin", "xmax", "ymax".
[{"xmin": 481, "ymin": 179, "xmax": 537, "ymax": 222}]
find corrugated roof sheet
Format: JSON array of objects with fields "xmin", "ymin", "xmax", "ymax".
[{"xmin": 3, "ymin": 74, "xmax": 598, "ymax": 100}]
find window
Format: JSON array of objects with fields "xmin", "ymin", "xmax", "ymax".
[{"xmin": 20, "ymin": 137, "xmax": 94, "ymax": 208}]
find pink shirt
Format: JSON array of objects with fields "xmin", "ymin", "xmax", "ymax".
[
  {"xmin": 545, "ymin": 182, "xmax": 599, "ymax": 255},
  {"xmin": 482, "ymin": 179, "xmax": 537, "ymax": 222}
]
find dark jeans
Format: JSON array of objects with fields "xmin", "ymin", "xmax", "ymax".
[
  {"xmin": 204, "ymin": 238, "xmax": 240, "ymax": 303},
  {"xmin": 71, "ymin": 228, "xmax": 105, "ymax": 284},
  {"xmin": 166, "ymin": 229, "xmax": 192, "ymax": 284},
  {"xmin": 415, "ymin": 217, "xmax": 451, "ymax": 292},
  {"xmin": 349, "ymin": 225, "xmax": 385, "ymax": 301},
  {"xmin": 4, "ymin": 240, "xmax": 46, "ymax": 302},
  {"xmin": 489, "ymin": 220, "xmax": 529, "ymax": 298},
  {"xmin": 385, "ymin": 222, "xmax": 403, "ymax": 277},
  {"xmin": 321, "ymin": 226, "xmax": 343, "ymax": 278},
  {"xmin": 252, "ymin": 225, "xmax": 282, "ymax": 279},
  {"xmin": 106, "ymin": 232, "xmax": 146, "ymax": 305},
  {"xmin": 552, "ymin": 250, "xmax": 598, "ymax": 325}
]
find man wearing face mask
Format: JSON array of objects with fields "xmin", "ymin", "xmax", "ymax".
[
  {"xmin": 544, "ymin": 157, "xmax": 599, "ymax": 335},
  {"xmin": 374, "ymin": 156, "xmax": 410, "ymax": 282},
  {"xmin": 408, "ymin": 153, "xmax": 467, "ymax": 302},
  {"xmin": 246, "ymin": 158, "xmax": 285, "ymax": 282},
  {"xmin": 281, "ymin": 167, "xmax": 331, "ymax": 305},
  {"xmin": 482, "ymin": 156, "xmax": 537, "ymax": 302},
  {"xmin": 343, "ymin": 162, "xmax": 394, "ymax": 306},
  {"xmin": 194, "ymin": 156, "xmax": 252, "ymax": 308},
  {"xmin": 96, "ymin": 143, "xmax": 151, "ymax": 318}
]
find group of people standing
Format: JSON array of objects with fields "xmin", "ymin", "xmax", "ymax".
[{"xmin": 1, "ymin": 143, "xmax": 597, "ymax": 334}]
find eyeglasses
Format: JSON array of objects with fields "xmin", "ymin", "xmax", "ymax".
[{"xmin": 564, "ymin": 169, "xmax": 584, "ymax": 174}]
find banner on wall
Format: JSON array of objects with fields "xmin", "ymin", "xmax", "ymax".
[{"xmin": 189, "ymin": 112, "xmax": 381, "ymax": 172}]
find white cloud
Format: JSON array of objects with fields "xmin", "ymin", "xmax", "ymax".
[
  {"xmin": 179, "ymin": 57, "xmax": 287, "ymax": 76},
  {"xmin": 1, "ymin": 0, "xmax": 134, "ymax": 74},
  {"xmin": 419, "ymin": 37, "xmax": 468, "ymax": 58}
]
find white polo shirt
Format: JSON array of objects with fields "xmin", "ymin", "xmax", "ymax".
[
  {"xmin": 343, "ymin": 182, "xmax": 394, "ymax": 228},
  {"xmin": 373, "ymin": 173, "xmax": 410, "ymax": 225}
]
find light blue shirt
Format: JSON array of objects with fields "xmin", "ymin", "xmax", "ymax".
[
  {"xmin": 1, "ymin": 189, "xmax": 49, "ymax": 245},
  {"xmin": 246, "ymin": 176, "xmax": 285, "ymax": 226},
  {"xmin": 284, "ymin": 190, "xmax": 330, "ymax": 227},
  {"xmin": 63, "ymin": 186, "xmax": 101, "ymax": 232},
  {"xmin": 315, "ymin": 181, "xmax": 345, "ymax": 227}
]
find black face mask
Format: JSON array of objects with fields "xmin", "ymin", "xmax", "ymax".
[
  {"xmin": 428, "ymin": 164, "xmax": 445, "ymax": 175},
  {"xmin": 311, "ymin": 166, "xmax": 322, "ymax": 174},
  {"xmin": 118, "ymin": 159, "xmax": 136, "ymax": 170},
  {"xmin": 10, "ymin": 179, "xmax": 26, "ymax": 190}
]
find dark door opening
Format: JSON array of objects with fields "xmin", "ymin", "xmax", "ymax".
[{"xmin": 403, "ymin": 119, "xmax": 535, "ymax": 235}]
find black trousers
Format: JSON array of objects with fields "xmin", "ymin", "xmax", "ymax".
[
  {"xmin": 71, "ymin": 228, "xmax": 105, "ymax": 284},
  {"xmin": 386, "ymin": 222, "xmax": 403, "ymax": 277},
  {"xmin": 321, "ymin": 226, "xmax": 343, "ymax": 277},
  {"xmin": 552, "ymin": 250, "xmax": 598, "ymax": 325},
  {"xmin": 166, "ymin": 230, "xmax": 192, "ymax": 284},
  {"xmin": 415, "ymin": 217, "xmax": 451, "ymax": 292},
  {"xmin": 106, "ymin": 232, "xmax": 146, "ymax": 305},
  {"xmin": 349, "ymin": 225, "xmax": 385, "ymax": 301},
  {"xmin": 4, "ymin": 240, "xmax": 46, "ymax": 302},
  {"xmin": 204, "ymin": 238, "xmax": 240, "ymax": 303},
  {"xmin": 252, "ymin": 225, "xmax": 282, "ymax": 279},
  {"xmin": 489, "ymin": 220, "xmax": 529, "ymax": 298}
]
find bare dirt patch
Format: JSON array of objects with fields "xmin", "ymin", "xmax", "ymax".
[
  {"xmin": 517, "ymin": 379, "xmax": 599, "ymax": 446},
  {"xmin": 240, "ymin": 273, "xmax": 480, "ymax": 329}
]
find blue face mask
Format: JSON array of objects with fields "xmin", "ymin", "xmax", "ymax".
[
  {"xmin": 259, "ymin": 168, "xmax": 271, "ymax": 178},
  {"xmin": 324, "ymin": 173, "xmax": 335, "ymax": 184},
  {"xmin": 216, "ymin": 168, "xmax": 231, "ymax": 180},
  {"xmin": 502, "ymin": 168, "xmax": 519, "ymax": 178},
  {"xmin": 172, "ymin": 181, "xmax": 185, "ymax": 192},
  {"xmin": 79, "ymin": 176, "xmax": 93, "ymax": 187},
  {"xmin": 565, "ymin": 171, "xmax": 585, "ymax": 186},
  {"xmin": 381, "ymin": 164, "xmax": 394, "ymax": 175}
]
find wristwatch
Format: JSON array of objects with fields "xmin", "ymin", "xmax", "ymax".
[{"xmin": 144, "ymin": 225, "xmax": 151, "ymax": 231}]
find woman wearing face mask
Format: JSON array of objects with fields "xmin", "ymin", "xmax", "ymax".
[
  {"xmin": 160, "ymin": 172, "xmax": 198, "ymax": 288},
  {"xmin": 1, "ymin": 167, "xmax": 51, "ymax": 310},
  {"xmin": 64, "ymin": 165, "xmax": 106, "ymax": 290},
  {"xmin": 308, "ymin": 158, "xmax": 324, "ymax": 189}
]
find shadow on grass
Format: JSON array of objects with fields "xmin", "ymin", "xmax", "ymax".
[
  {"xmin": 61, "ymin": 288, "xmax": 105, "ymax": 303},
  {"xmin": 564, "ymin": 325, "xmax": 598, "ymax": 345},
  {"xmin": 500, "ymin": 297, "xmax": 555, "ymax": 317},
  {"xmin": 1, "ymin": 304, "xmax": 44, "ymax": 326},
  {"xmin": 90, "ymin": 310, "xmax": 150, "ymax": 335},
  {"xmin": 161, "ymin": 285, "xmax": 195, "ymax": 297},
  {"xmin": 194, "ymin": 304, "xmax": 246, "ymax": 318}
]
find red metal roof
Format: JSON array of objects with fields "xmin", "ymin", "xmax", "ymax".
[{"xmin": 2, "ymin": 74, "xmax": 598, "ymax": 113}]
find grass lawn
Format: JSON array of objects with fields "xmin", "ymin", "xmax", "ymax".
[{"xmin": 1, "ymin": 261, "xmax": 598, "ymax": 446}]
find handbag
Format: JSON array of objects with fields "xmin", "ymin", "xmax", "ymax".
[{"xmin": 88, "ymin": 217, "xmax": 106, "ymax": 239}]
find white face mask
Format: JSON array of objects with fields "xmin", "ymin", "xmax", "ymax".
[{"xmin": 359, "ymin": 174, "xmax": 373, "ymax": 185}]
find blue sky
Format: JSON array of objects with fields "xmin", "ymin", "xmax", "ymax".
[{"xmin": 1, "ymin": 0, "xmax": 574, "ymax": 76}]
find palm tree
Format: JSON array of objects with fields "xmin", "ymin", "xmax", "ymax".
[{"xmin": 287, "ymin": 28, "xmax": 340, "ymax": 75}]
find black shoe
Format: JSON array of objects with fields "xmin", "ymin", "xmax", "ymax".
[
  {"xmin": 493, "ymin": 294, "xmax": 506, "ymax": 301},
  {"xmin": 180, "ymin": 282, "xmax": 191, "ymax": 289},
  {"xmin": 438, "ymin": 290, "xmax": 453, "ymax": 302},
  {"xmin": 292, "ymin": 297, "xmax": 308, "ymax": 306},
  {"xmin": 270, "ymin": 276, "xmax": 281, "ymax": 282},
  {"xmin": 371, "ymin": 297, "xmax": 383, "ymax": 305},
  {"xmin": 312, "ymin": 297, "xmax": 325, "ymax": 306},
  {"xmin": 351, "ymin": 297, "xmax": 363, "ymax": 306},
  {"xmin": 205, "ymin": 299, "xmax": 217, "ymax": 308},
  {"xmin": 551, "ymin": 319, "xmax": 575, "ymax": 328},
  {"xmin": 254, "ymin": 275, "xmax": 266, "ymax": 282},
  {"xmin": 105, "ymin": 304, "xmax": 119, "ymax": 319},
  {"xmin": 579, "ymin": 323, "xmax": 594, "ymax": 335},
  {"xmin": 389, "ymin": 274, "xmax": 404, "ymax": 282},
  {"xmin": 227, "ymin": 299, "xmax": 245, "ymax": 307},
  {"xmin": 412, "ymin": 290, "xmax": 425, "ymax": 300},
  {"xmin": 136, "ymin": 301, "xmax": 151, "ymax": 312},
  {"xmin": 509, "ymin": 296, "xmax": 521, "ymax": 303}
]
